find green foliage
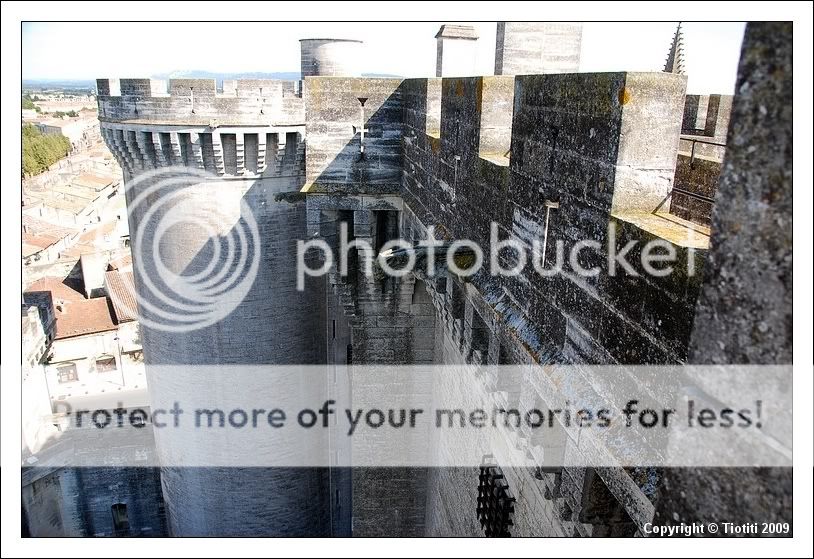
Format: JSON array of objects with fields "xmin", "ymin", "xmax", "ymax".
[
  {"xmin": 22, "ymin": 95, "xmax": 37, "ymax": 110},
  {"xmin": 21, "ymin": 124, "xmax": 71, "ymax": 176}
]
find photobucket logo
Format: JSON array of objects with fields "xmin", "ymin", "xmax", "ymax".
[
  {"xmin": 110, "ymin": 167, "xmax": 260, "ymax": 332},
  {"xmin": 296, "ymin": 221, "xmax": 698, "ymax": 289}
]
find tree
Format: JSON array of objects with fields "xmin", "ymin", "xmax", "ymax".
[
  {"xmin": 22, "ymin": 95, "xmax": 37, "ymax": 110},
  {"xmin": 21, "ymin": 124, "xmax": 71, "ymax": 176}
]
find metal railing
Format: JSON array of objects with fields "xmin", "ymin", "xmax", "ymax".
[
  {"xmin": 669, "ymin": 186, "xmax": 716, "ymax": 205},
  {"xmin": 665, "ymin": 136, "xmax": 726, "ymax": 209},
  {"xmin": 683, "ymin": 136, "xmax": 727, "ymax": 170}
]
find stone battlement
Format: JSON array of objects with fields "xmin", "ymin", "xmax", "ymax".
[
  {"xmin": 98, "ymin": 71, "xmax": 688, "ymax": 204},
  {"xmin": 82, "ymin": 22, "xmax": 793, "ymax": 539},
  {"xmin": 96, "ymin": 78, "xmax": 304, "ymax": 126},
  {"xmin": 301, "ymin": 72, "xmax": 687, "ymax": 216}
]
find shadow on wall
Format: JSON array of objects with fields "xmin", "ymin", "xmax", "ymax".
[
  {"xmin": 126, "ymin": 173, "xmax": 333, "ymax": 536},
  {"xmin": 303, "ymin": 77, "xmax": 406, "ymax": 196},
  {"xmin": 302, "ymin": 71, "xmax": 702, "ymax": 367},
  {"xmin": 399, "ymin": 72, "xmax": 700, "ymax": 366}
]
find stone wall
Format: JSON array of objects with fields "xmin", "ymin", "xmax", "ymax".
[
  {"xmin": 399, "ymin": 71, "xmax": 703, "ymax": 536},
  {"xmin": 303, "ymin": 77, "xmax": 404, "ymax": 194},
  {"xmin": 22, "ymin": 422, "xmax": 166, "ymax": 537},
  {"xmin": 681, "ymin": 94, "xmax": 733, "ymax": 144},
  {"xmin": 96, "ymin": 78, "xmax": 304, "ymax": 126},
  {"xmin": 23, "ymin": 467, "xmax": 166, "ymax": 537},
  {"xmin": 97, "ymin": 85, "xmax": 333, "ymax": 535},
  {"xmin": 302, "ymin": 76, "xmax": 438, "ymax": 536},
  {"xmin": 495, "ymin": 22, "xmax": 583, "ymax": 75},
  {"xmin": 401, "ymin": 72, "xmax": 697, "ymax": 366},
  {"xmin": 307, "ymin": 70, "xmax": 703, "ymax": 536},
  {"xmin": 669, "ymin": 93, "xmax": 734, "ymax": 226},
  {"xmin": 671, "ymin": 153, "xmax": 720, "ymax": 225},
  {"xmin": 655, "ymin": 22, "xmax": 793, "ymax": 531}
]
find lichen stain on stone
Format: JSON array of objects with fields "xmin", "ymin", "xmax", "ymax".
[
  {"xmin": 475, "ymin": 78, "xmax": 483, "ymax": 110},
  {"xmin": 429, "ymin": 135, "xmax": 441, "ymax": 154},
  {"xmin": 307, "ymin": 79, "xmax": 324, "ymax": 111},
  {"xmin": 433, "ymin": 223, "xmax": 453, "ymax": 241},
  {"xmin": 619, "ymin": 87, "xmax": 632, "ymax": 105}
]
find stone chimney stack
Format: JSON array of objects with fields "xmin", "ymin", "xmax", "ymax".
[
  {"xmin": 80, "ymin": 252, "xmax": 106, "ymax": 299},
  {"xmin": 494, "ymin": 22, "xmax": 582, "ymax": 75},
  {"xmin": 435, "ymin": 24, "xmax": 479, "ymax": 77}
]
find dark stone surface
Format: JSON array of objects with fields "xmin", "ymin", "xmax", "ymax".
[
  {"xmin": 23, "ymin": 467, "xmax": 167, "ymax": 537},
  {"xmin": 688, "ymin": 22, "xmax": 793, "ymax": 366},
  {"xmin": 671, "ymin": 153, "xmax": 721, "ymax": 225},
  {"xmin": 656, "ymin": 22, "xmax": 793, "ymax": 531}
]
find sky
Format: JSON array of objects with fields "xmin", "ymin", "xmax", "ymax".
[{"xmin": 22, "ymin": 21, "xmax": 746, "ymax": 93}]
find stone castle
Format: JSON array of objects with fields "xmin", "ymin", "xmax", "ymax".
[{"xmin": 25, "ymin": 21, "xmax": 792, "ymax": 537}]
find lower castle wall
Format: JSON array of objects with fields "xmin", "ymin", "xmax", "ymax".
[
  {"xmin": 23, "ymin": 467, "xmax": 166, "ymax": 537},
  {"xmin": 22, "ymin": 421, "xmax": 166, "ymax": 537}
]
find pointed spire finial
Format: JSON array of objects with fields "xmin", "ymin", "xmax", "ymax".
[{"xmin": 663, "ymin": 22, "xmax": 686, "ymax": 75}]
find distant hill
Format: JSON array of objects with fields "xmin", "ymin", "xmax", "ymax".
[
  {"xmin": 152, "ymin": 70, "xmax": 404, "ymax": 85},
  {"xmin": 152, "ymin": 70, "xmax": 301, "ymax": 85},
  {"xmin": 23, "ymin": 79, "xmax": 96, "ymax": 93},
  {"xmin": 23, "ymin": 71, "xmax": 405, "ymax": 95}
]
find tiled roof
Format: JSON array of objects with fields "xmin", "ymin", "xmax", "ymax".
[
  {"xmin": 107, "ymin": 253, "xmax": 132, "ymax": 271},
  {"xmin": 104, "ymin": 270, "xmax": 138, "ymax": 323},
  {"xmin": 22, "ymin": 215, "xmax": 77, "ymax": 238},
  {"xmin": 24, "ymin": 277, "xmax": 117, "ymax": 339},
  {"xmin": 22, "ymin": 215, "xmax": 78, "ymax": 256}
]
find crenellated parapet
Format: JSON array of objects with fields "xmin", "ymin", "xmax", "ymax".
[
  {"xmin": 305, "ymin": 71, "xmax": 687, "ymax": 215},
  {"xmin": 96, "ymin": 78, "xmax": 307, "ymax": 180},
  {"xmin": 96, "ymin": 78, "xmax": 304, "ymax": 126}
]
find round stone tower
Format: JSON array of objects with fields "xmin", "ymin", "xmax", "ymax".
[
  {"xmin": 95, "ymin": 77, "xmax": 336, "ymax": 536},
  {"xmin": 300, "ymin": 38, "xmax": 364, "ymax": 77}
]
